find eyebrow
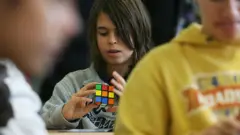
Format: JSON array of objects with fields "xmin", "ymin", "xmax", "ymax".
[
  {"xmin": 97, "ymin": 26, "xmax": 108, "ymax": 30},
  {"xmin": 97, "ymin": 26, "xmax": 117, "ymax": 31}
]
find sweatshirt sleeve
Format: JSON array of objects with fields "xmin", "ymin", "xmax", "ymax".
[
  {"xmin": 40, "ymin": 74, "xmax": 80, "ymax": 129},
  {"xmin": 115, "ymin": 51, "xmax": 170, "ymax": 135}
]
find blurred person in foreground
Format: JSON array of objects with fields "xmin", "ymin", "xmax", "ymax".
[
  {"xmin": 0, "ymin": 0, "xmax": 81, "ymax": 135},
  {"xmin": 115, "ymin": 0, "xmax": 240, "ymax": 135}
]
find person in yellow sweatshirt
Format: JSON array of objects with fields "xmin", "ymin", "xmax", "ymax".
[{"xmin": 115, "ymin": 0, "xmax": 240, "ymax": 135}]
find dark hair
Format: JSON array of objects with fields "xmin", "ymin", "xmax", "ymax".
[{"xmin": 88, "ymin": 0, "xmax": 152, "ymax": 78}]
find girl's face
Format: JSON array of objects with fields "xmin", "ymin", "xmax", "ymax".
[
  {"xmin": 198, "ymin": 0, "xmax": 240, "ymax": 42},
  {"xmin": 0, "ymin": 0, "xmax": 80, "ymax": 75},
  {"xmin": 96, "ymin": 12, "xmax": 133, "ymax": 65}
]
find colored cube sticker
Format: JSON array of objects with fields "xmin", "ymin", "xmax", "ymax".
[
  {"xmin": 102, "ymin": 84, "xmax": 108, "ymax": 90},
  {"xmin": 96, "ymin": 84, "xmax": 102, "ymax": 90},
  {"xmin": 108, "ymin": 99, "xmax": 114, "ymax": 105},
  {"xmin": 108, "ymin": 92, "xmax": 114, "ymax": 98},
  {"xmin": 102, "ymin": 91, "xmax": 108, "ymax": 97},
  {"xmin": 94, "ymin": 84, "xmax": 115, "ymax": 105},
  {"xmin": 102, "ymin": 98, "xmax": 108, "ymax": 104},
  {"xmin": 96, "ymin": 91, "xmax": 102, "ymax": 96},
  {"xmin": 109, "ymin": 86, "xmax": 114, "ymax": 92},
  {"xmin": 95, "ymin": 97, "xmax": 102, "ymax": 102}
]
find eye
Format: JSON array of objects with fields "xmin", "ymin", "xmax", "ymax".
[
  {"xmin": 210, "ymin": 0, "xmax": 240, "ymax": 6},
  {"xmin": 210, "ymin": 0, "xmax": 224, "ymax": 2},
  {"xmin": 97, "ymin": 26, "xmax": 109, "ymax": 36},
  {"xmin": 98, "ymin": 31, "xmax": 108, "ymax": 36}
]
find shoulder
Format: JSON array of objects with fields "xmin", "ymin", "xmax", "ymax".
[
  {"xmin": 137, "ymin": 42, "xmax": 182, "ymax": 68},
  {"xmin": 56, "ymin": 64, "xmax": 102, "ymax": 90},
  {"xmin": 139, "ymin": 42, "xmax": 185, "ymax": 67},
  {"xmin": 66, "ymin": 65, "xmax": 99, "ymax": 82},
  {"xmin": 130, "ymin": 42, "xmax": 186, "ymax": 84},
  {"xmin": 146, "ymin": 42, "xmax": 182, "ymax": 61}
]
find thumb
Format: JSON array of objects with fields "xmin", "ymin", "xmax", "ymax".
[
  {"xmin": 106, "ymin": 106, "xmax": 118, "ymax": 112},
  {"xmin": 85, "ymin": 104, "xmax": 98, "ymax": 112}
]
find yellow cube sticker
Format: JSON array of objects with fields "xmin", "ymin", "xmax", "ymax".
[
  {"xmin": 108, "ymin": 92, "xmax": 114, "ymax": 98},
  {"xmin": 96, "ymin": 91, "xmax": 102, "ymax": 96}
]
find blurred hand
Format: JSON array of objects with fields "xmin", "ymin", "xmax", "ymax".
[
  {"xmin": 62, "ymin": 82, "xmax": 99, "ymax": 121},
  {"xmin": 110, "ymin": 71, "xmax": 126, "ymax": 97},
  {"xmin": 197, "ymin": 118, "xmax": 240, "ymax": 135},
  {"xmin": 107, "ymin": 71, "xmax": 126, "ymax": 112}
]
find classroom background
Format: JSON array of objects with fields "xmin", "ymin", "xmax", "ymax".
[{"xmin": 29, "ymin": 0, "xmax": 200, "ymax": 103}]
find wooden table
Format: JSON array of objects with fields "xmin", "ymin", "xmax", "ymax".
[{"xmin": 48, "ymin": 130, "xmax": 113, "ymax": 135}]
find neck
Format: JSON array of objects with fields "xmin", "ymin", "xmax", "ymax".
[{"xmin": 107, "ymin": 62, "xmax": 131, "ymax": 77}]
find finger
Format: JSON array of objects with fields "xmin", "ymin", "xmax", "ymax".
[
  {"xmin": 236, "ymin": 114, "xmax": 240, "ymax": 121},
  {"xmin": 114, "ymin": 89, "xmax": 123, "ymax": 97},
  {"xmin": 72, "ymin": 96, "xmax": 92, "ymax": 103},
  {"xmin": 112, "ymin": 71, "xmax": 126, "ymax": 86},
  {"xmin": 90, "ymin": 104, "xmax": 99, "ymax": 108},
  {"xmin": 79, "ymin": 98, "xmax": 94, "ymax": 108},
  {"xmin": 111, "ymin": 79, "xmax": 124, "ymax": 91},
  {"xmin": 80, "ymin": 105, "xmax": 97, "ymax": 116},
  {"xmin": 108, "ymin": 105, "xmax": 114, "ymax": 108},
  {"xmin": 73, "ymin": 96, "xmax": 92, "ymax": 107},
  {"xmin": 216, "ymin": 123, "xmax": 232, "ymax": 135},
  {"xmin": 106, "ymin": 106, "xmax": 118, "ymax": 112},
  {"xmin": 82, "ymin": 82, "xmax": 99, "ymax": 91},
  {"xmin": 218, "ymin": 119, "xmax": 240, "ymax": 134},
  {"xmin": 76, "ymin": 90, "xmax": 96, "ymax": 97},
  {"xmin": 72, "ymin": 96, "xmax": 92, "ymax": 108},
  {"xmin": 80, "ymin": 100, "xmax": 86, "ymax": 108},
  {"xmin": 85, "ymin": 104, "xmax": 98, "ymax": 112},
  {"xmin": 74, "ymin": 104, "xmax": 98, "ymax": 118},
  {"xmin": 224, "ymin": 118, "xmax": 240, "ymax": 130}
]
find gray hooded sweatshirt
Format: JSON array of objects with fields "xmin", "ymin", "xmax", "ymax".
[{"xmin": 40, "ymin": 65, "xmax": 118, "ymax": 129}]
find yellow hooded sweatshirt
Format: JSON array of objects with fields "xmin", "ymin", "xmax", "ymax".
[{"xmin": 115, "ymin": 23, "xmax": 240, "ymax": 135}]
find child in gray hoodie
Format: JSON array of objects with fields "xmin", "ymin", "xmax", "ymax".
[{"xmin": 41, "ymin": 0, "xmax": 153, "ymax": 130}]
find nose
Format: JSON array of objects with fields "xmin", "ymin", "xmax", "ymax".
[
  {"xmin": 109, "ymin": 33, "xmax": 118, "ymax": 45},
  {"xmin": 222, "ymin": 0, "xmax": 240, "ymax": 20}
]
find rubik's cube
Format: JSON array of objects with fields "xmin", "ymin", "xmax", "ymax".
[{"xmin": 94, "ymin": 84, "xmax": 115, "ymax": 106}]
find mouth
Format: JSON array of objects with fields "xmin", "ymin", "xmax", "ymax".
[
  {"xmin": 214, "ymin": 21, "xmax": 240, "ymax": 33},
  {"xmin": 215, "ymin": 21, "xmax": 239, "ymax": 28},
  {"xmin": 107, "ymin": 49, "xmax": 122, "ymax": 57},
  {"xmin": 107, "ymin": 49, "xmax": 121, "ymax": 53}
]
